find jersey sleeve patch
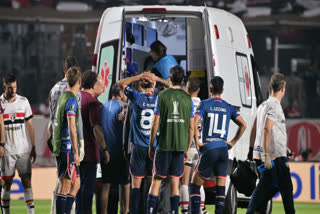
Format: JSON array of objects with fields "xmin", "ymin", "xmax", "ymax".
[
  {"xmin": 195, "ymin": 101, "xmax": 204, "ymax": 118},
  {"xmin": 66, "ymin": 97, "xmax": 78, "ymax": 116},
  {"xmin": 190, "ymin": 100, "xmax": 194, "ymax": 118},
  {"xmin": 230, "ymin": 104, "xmax": 240, "ymax": 121},
  {"xmin": 125, "ymin": 86, "xmax": 139, "ymax": 102}
]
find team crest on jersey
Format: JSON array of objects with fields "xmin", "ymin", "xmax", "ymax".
[{"xmin": 9, "ymin": 113, "xmax": 16, "ymax": 122}]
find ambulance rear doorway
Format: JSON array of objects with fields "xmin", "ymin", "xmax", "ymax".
[{"xmin": 122, "ymin": 14, "xmax": 209, "ymax": 99}]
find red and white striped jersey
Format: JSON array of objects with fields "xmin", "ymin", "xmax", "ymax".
[{"xmin": 0, "ymin": 94, "xmax": 33, "ymax": 156}]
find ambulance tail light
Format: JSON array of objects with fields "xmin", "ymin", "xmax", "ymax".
[
  {"xmin": 214, "ymin": 25, "xmax": 220, "ymax": 39},
  {"xmin": 96, "ymin": 26, "xmax": 99, "ymax": 39},
  {"xmin": 92, "ymin": 53, "xmax": 97, "ymax": 67},
  {"xmin": 247, "ymin": 34, "xmax": 251, "ymax": 48}
]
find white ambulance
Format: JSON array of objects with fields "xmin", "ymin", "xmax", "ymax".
[{"xmin": 92, "ymin": 5, "xmax": 265, "ymax": 213}]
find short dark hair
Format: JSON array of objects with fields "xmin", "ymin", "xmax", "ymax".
[
  {"xmin": 82, "ymin": 70, "xmax": 98, "ymax": 89},
  {"xmin": 3, "ymin": 72, "xmax": 16, "ymax": 85},
  {"xmin": 170, "ymin": 66, "xmax": 185, "ymax": 86},
  {"xmin": 140, "ymin": 79, "xmax": 153, "ymax": 89},
  {"xmin": 150, "ymin": 40, "xmax": 167, "ymax": 57},
  {"xmin": 210, "ymin": 76, "xmax": 224, "ymax": 94},
  {"xmin": 64, "ymin": 56, "xmax": 79, "ymax": 71},
  {"xmin": 66, "ymin": 66, "xmax": 81, "ymax": 88},
  {"xmin": 111, "ymin": 82, "xmax": 121, "ymax": 97},
  {"xmin": 269, "ymin": 73, "xmax": 286, "ymax": 93},
  {"xmin": 187, "ymin": 77, "xmax": 201, "ymax": 94}
]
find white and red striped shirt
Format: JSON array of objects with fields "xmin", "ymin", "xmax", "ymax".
[{"xmin": 0, "ymin": 94, "xmax": 33, "ymax": 156}]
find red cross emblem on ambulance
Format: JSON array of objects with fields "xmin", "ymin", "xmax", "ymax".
[
  {"xmin": 244, "ymin": 66, "xmax": 250, "ymax": 96},
  {"xmin": 101, "ymin": 61, "xmax": 110, "ymax": 93}
]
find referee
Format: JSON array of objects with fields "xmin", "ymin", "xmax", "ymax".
[{"xmin": 247, "ymin": 73, "xmax": 295, "ymax": 214}]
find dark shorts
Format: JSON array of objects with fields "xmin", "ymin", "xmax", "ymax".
[
  {"xmin": 195, "ymin": 146, "xmax": 228, "ymax": 180},
  {"xmin": 56, "ymin": 152, "xmax": 80, "ymax": 180},
  {"xmin": 153, "ymin": 150, "xmax": 185, "ymax": 178},
  {"xmin": 101, "ymin": 157, "xmax": 130, "ymax": 185},
  {"xmin": 130, "ymin": 144, "xmax": 153, "ymax": 178}
]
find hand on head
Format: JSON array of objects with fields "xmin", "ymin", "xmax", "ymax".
[{"xmin": 142, "ymin": 71, "xmax": 156, "ymax": 85}]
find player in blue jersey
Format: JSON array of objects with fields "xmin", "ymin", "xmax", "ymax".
[
  {"xmin": 101, "ymin": 83, "xmax": 129, "ymax": 214},
  {"xmin": 119, "ymin": 72, "xmax": 170, "ymax": 214},
  {"xmin": 190, "ymin": 76, "xmax": 247, "ymax": 214},
  {"xmin": 53, "ymin": 67, "xmax": 82, "ymax": 214}
]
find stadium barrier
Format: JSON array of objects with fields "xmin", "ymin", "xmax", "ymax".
[
  {"xmin": 9, "ymin": 117, "xmax": 320, "ymax": 200},
  {"xmin": 11, "ymin": 167, "xmax": 57, "ymax": 200},
  {"xmin": 9, "ymin": 163, "xmax": 320, "ymax": 202},
  {"xmin": 273, "ymin": 162, "xmax": 320, "ymax": 203}
]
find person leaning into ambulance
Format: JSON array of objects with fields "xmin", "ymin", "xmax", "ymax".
[
  {"xmin": 246, "ymin": 73, "xmax": 295, "ymax": 214},
  {"xmin": 149, "ymin": 40, "xmax": 178, "ymax": 81}
]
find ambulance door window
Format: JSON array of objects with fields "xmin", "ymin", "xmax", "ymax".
[
  {"xmin": 236, "ymin": 53, "xmax": 252, "ymax": 107},
  {"xmin": 251, "ymin": 55, "xmax": 263, "ymax": 107},
  {"xmin": 97, "ymin": 40, "xmax": 119, "ymax": 104}
]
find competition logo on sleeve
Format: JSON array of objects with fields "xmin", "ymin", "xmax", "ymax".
[{"xmin": 70, "ymin": 104, "xmax": 76, "ymax": 111}]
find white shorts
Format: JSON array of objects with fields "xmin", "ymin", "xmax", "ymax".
[
  {"xmin": 1, "ymin": 153, "xmax": 32, "ymax": 180},
  {"xmin": 186, "ymin": 148, "xmax": 200, "ymax": 167}
]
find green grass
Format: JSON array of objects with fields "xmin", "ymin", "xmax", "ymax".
[{"xmin": 10, "ymin": 200, "xmax": 320, "ymax": 213}]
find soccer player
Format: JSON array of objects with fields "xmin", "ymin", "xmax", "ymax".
[
  {"xmin": 180, "ymin": 77, "xmax": 206, "ymax": 214},
  {"xmin": 190, "ymin": 76, "xmax": 246, "ymax": 214},
  {"xmin": 101, "ymin": 83, "xmax": 129, "ymax": 214},
  {"xmin": 0, "ymin": 101, "xmax": 4, "ymax": 157},
  {"xmin": 119, "ymin": 72, "xmax": 169, "ymax": 213},
  {"xmin": 0, "ymin": 101, "xmax": 4, "ymax": 199},
  {"xmin": 0, "ymin": 73, "xmax": 36, "ymax": 214},
  {"xmin": 48, "ymin": 56, "xmax": 84, "ymax": 214},
  {"xmin": 147, "ymin": 65, "xmax": 194, "ymax": 214},
  {"xmin": 76, "ymin": 71, "xmax": 110, "ymax": 214},
  {"xmin": 246, "ymin": 73, "xmax": 295, "ymax": 214},
  {"xmin": 53, "ymin": 67, "xmax": 82, "ymax": 214}
]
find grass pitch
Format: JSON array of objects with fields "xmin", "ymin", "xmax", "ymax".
[{"xmin": 10, "ymin": 200, "xmax": 320, "ymax": 213}]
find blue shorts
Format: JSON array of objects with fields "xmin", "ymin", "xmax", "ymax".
[
  {"xmin": 130, "ymin": 144, "xmax": 153, "ymax": 177},
  {"xmin": 101, "ymin": 157, "xmax": 130, "ymax": 185},
  {"xmin": 56, "ymin": 152, "xmax": 80, "ymax": 179},
  {"xmin": 153, "ymin": 150, "xmax": 184, "ymax": 178},
  {"xmin": 195, "ymin": 146, "xmax": 228, "ymax": 180}
]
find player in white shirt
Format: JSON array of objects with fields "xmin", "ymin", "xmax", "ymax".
[
  {"xmin": 0, "ymin": 73, "xmax": 36, "ymax": 214},
  {"xmin": 0, "ymin": 102, "xmax": 5, "ymax": 197},
  {"xmin": 180, "ymin": 77, "xmax": 206, "ymax": 214},
  {"xmin": 0, "ymin": 102, "xmax": 4, "ymax": 156}
]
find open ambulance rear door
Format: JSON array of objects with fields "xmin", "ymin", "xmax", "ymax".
[{"xmin": 92, "ymin": 7, "xmax": 124, "ymax": 104}]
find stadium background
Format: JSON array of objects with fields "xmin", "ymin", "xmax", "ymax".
[{"xmin": 0, "ymin": 0, "xmax": 320, "ymax": 213}]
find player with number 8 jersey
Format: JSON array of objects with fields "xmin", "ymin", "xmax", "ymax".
[{"xmin": 119, "ymin": 72, "xmax": 170, "ymax": 214}]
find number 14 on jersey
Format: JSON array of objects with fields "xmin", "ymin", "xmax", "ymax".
[{"xmin": 208, "ymin": 113, "xmax": 227, "ymax": 138}]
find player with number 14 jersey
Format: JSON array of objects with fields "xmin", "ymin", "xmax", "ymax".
[{"xmin": 190, "ymin": 76, "xmax": 246, "ymax": 214}]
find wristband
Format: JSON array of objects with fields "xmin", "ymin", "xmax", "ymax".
[
  {"xmin": 264, "ymin": 153, "xmax": 270, "ymax": 157},
  {"xmin": 103, "ymin": 147, "xmax": 108, "ymax": 152},
  {"xmin": 0, "ymin": 143, "xmax": 5, "ymax": 148}
]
